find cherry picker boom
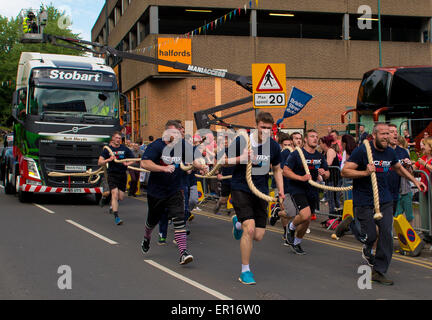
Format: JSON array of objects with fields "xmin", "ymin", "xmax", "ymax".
[{"xmin": 40, "ymin": 33, "xmax": 255, "ymax": 130}]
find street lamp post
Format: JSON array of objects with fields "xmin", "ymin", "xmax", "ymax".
[{"xmin": 378, "ymin": 0, "xmax": 382, "ymax": 67}]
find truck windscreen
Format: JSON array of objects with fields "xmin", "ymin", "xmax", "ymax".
[{"xmin": 29, "ymin": 87, "xmax": 119, "ymax": 118}]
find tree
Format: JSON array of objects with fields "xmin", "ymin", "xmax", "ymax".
[{"xmin": 0, "ymin": 4, "xmax": 84, "ymax": 126}]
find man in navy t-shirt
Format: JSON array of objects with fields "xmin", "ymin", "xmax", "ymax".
[
  {"xmin": 139, "ymin": 120, "xmax": 207, "ymax": 266},
  {"xmin": 342, "ymin": 123, "xmax": 425, "ymax": 285},
  {"xmin": 283, "ymin": 129, "xmax": 330, "ymax": 255},
  {"xmin": 269, "ymin": 133, "xmax": 297, "ymax": 240},
  {"xmin": 224, "ymin": 112, "xmax": 284, "ymax": 285},
  {"xmin": 99, "ymin": 131, "xmax": 135, "ymax": 225}
]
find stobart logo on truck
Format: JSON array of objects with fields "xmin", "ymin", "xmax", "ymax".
[{"xmin": 49, "ymin": 69, "xmax": 102, "ymax": 82}]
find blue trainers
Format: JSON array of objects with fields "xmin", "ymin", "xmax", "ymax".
[
  {"xmin": 114, "ymin": 216, "xmax": 123, "ymax": 225},
  {"xmin": 239, "ymin": 271, "xmax": 256, "ymax": 285},
  {"xmin": 232, "ymin": 215, "xmax": 243, "ymax": 240}
]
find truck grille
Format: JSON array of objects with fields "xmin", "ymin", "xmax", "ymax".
[{"xmin": 38, "ymin": 140, "xmax": 105, "ymax": 188}]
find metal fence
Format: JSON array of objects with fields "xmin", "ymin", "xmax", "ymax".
[
  {"xmin": 316, "ymin": 166, "xmax": 432, "ymax": 236},
  {"xmin": 411, "ymin": 170, "xmax": 432, "ymax": 236},
  {"xmin": 316, "ymin": 166, "xmax": 345, "ymax": 219}
]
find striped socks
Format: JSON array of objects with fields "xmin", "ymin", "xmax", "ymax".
[
  {"xmin": 174, "ymin": 230, "xmax": 187, "ymax": 255},
  {"xmin": 144, "ymin": 223, "xmax": 153, "ymax": 240}
]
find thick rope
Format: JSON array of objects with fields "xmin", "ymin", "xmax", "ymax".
[
  {"xmin": 102, "ymin": 145, "xmax": 150, "ymax": 173},
  {"xmin": 238, "ymin": 131, "xmax": 278, "ymax": 203},
  {"xmin": 195, "ymin": 174, "xmax": 232, "ymax": 179},
  {"xmin": 47, "ymin": 145, "xmax": 149, "ymax": 184},
  {"xmin": 363, "ymin": 140, "xmax": 382, "ymax": 220},
  {"xmin": 295, "ymin": 146, "xmax": 353, "ymax": 192},
  {"xmin": 48, "ymin": 166, "xmax": 104, "ymax": 184}
]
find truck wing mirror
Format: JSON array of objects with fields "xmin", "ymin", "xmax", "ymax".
[
  {"xmin": 120, "ymin": 93, "xmax": 130, "ymax": 123},
  {"xmin": 120, "ymin": 93, "xmax": 130, "ymax": 112}
]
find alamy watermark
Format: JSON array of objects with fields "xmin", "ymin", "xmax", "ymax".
[
  {"xmin": 57, "ymin": 5, "xmax": 73, "ymax": 30},
  {"xmin": 57, "ymin": 265, "xmax": 72, "ymax": 290},
  {"xmin": 358, "ymin": 5, "xmax": 374, "ymax": 30},
  {"xmin": 357, "ymin": 265, "xmax": 372, "ymax": 290}
]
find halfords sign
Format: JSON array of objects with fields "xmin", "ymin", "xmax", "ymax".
[{"xmin": 158, "ymin": 38, "xmax": 192, "ymax": 73}]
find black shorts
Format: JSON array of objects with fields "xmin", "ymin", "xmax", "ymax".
[
  {"xmin": 231, "ymin": 189, "xmax": 268, "ymax": 228},
  {"xmin": 107, "ymin": 171, "xmax": 127, "ymax": 192},
  {"xmin": 220, "ymin": 182, "xmax": 231, "ymax": 198},
  {"xmin": 147, "ymin": 191, "xmax": 185, "ymax": 228},
  {"xmin": 291, "ymin": 193, "xmax": 316, "ymax": 213}
]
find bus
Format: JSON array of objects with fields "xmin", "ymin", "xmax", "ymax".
[{"xmin": 355, "ymin": 66, "xmax": 432, "ymax": 150}]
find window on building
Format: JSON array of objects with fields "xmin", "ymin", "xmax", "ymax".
[
  {"xmin": 129, "ymin": 26, "xmax": 137, "ymax": 50},
  {"xmin": 350, "ymin": 14, "xmax": 426, "ymax": 42},
  {"xmin": 140, "ymin": 96, "xmax": 147, "ymax": 126},
  {"xmin": 139, "ymin": 8, "xmax": 150, "ymax": 40},
  {"xmin": 132, "ymin": 88, "xmax": 141, "ymax": 141},
  {"xmin": 114, "ymin": 1, "xmax": 122, "ymax": 26},
  {"xmin": 257, "ymin": 11, "xmax": 343, "ymax": 39},
  {"xmin": 158, "ymin": 6, "xmax": 250, "ymax": 36}
]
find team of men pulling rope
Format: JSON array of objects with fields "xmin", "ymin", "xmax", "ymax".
[{"xmin": 47, "ymin": 113, "xmax": 426, "ymax": 286}]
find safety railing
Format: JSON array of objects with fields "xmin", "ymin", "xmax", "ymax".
[
  {"xmin": 316, "ymin": 166, "xmax": 346, "ymax": 221},
  {"xmin": 411, "ymin": 170, "xmax": 432, "ymax": 236},
  {"xmin": 197, "ymin": 175, "xmax": 220, "ymax": 205}
]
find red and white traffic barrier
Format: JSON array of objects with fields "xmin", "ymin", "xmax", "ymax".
[{"xmin": 19, "ymin": 184, "xmax": 102, "ymax": 194}]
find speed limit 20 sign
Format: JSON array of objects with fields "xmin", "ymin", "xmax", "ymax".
[{"xmin": 252, "ymin": 64, "xmax": 286, "ymax": 108}]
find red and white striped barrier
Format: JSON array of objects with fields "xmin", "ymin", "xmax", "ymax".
[{"xmin": 20, "ymin": 184, "xmax": 102, "ymax": 194}]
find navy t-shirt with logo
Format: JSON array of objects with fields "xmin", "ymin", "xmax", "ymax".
[
  {"xmin": 230, "ymin": 135, "xmax": 281, "ymax": 195},
  {"xmin": 347, "ymin": 143, "xmax": 398, "ymax": 207},
  {"xmin": 101, "ymin": 144, "xmax": 135, "ymax": 174},
  {"xmin": 284, "ymin": 148, "xmax": 328, "ymax": 197},
  {"xmin": 388, "ymin": 146, "xmax": 409, "ymax": 201},
  {"xmin": 142, "ymin": 138, "xmax": 194, "ymax": 199}
]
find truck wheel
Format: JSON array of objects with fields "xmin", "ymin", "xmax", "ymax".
[
  {"xmin": 16, "ymin": 175, "xmax": 31, "ymax": 203},
  {"xmin": 94, "ymin": 193, "xmax": 102, "ymax": 205},
  {"xmin": 18, "ymin": 189, "xmax": 32, "ymax": 203},
  {"xmin": 4, "ymin": 165, "xmax": 15, "ymax": 194}
]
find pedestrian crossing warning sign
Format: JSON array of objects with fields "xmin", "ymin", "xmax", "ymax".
[
  {"xmin": 256, "ymin": 65, "xmax": 284, "ymax": 91},
  {"xmin": 252, "ymin": 63, "xmax": 286, "ymax": 108}
]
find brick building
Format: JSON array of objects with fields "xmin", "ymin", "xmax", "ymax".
[{"xmin": 91, "ymin": 0, "xmax": 432, "ymax": 141}]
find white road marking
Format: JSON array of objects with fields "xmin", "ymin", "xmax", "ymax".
[
  {"xmin": 33, "ymin": 203, "xmax": 55, "ymax": 214},
  {"xmin": 65, "ymin": 220, "xmax": 118, "ymax": 245},
  {"xmin": 144, "ymin": 259, "xmax": 232, "ymax": 300}
]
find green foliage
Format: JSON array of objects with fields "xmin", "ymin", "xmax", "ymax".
[{"xmin": 0, "ymin": 4, "xmax": 83, "ymax": 127}]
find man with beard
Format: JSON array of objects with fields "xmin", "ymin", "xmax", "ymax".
[{"xmin": 342, "ymin": 123, "xmax": 425, "ymax": 285}]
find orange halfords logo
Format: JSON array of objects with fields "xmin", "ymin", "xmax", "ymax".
[{"xmin": 158, "ymin": 38, "xmax": 192, "ymax": 73}]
